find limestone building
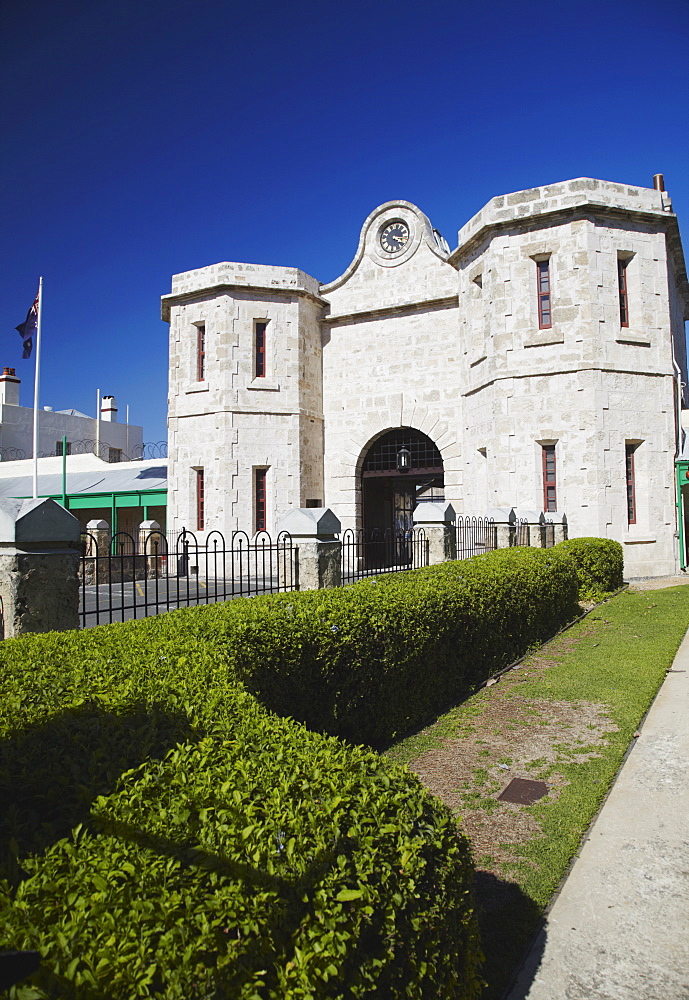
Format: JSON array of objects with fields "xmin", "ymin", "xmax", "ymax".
[{"xmin": 162, "ymin": 176, "xmax": 689, "ymax": 577}]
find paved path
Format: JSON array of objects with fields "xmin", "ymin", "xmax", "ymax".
[{"xmin": 505, "ymin": 617, "xmax": 689, "ymax": 1000}]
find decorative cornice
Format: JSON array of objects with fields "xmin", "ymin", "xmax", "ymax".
[
  {"xmin": 463, "ymin": 365, "xmax": 674, "ymax": 398},
  {"xmin": 161, "ymin": 282, "xmax": 327, "ymax": 322}
]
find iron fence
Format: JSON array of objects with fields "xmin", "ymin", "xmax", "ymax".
[
  {"xmin": 454, "ymin": 516, "xmax": 497, "ymax": 560},
  {"xmin": 341, "ymin": 527, "xmax": 429, "ymax": 582},
  {"xmin": 80, "ymin": 527, "xmax": 296, "ymax": 628},
  {"xmin": 515, "ymin": 518, "xmax": 529, "ymax": 546}
]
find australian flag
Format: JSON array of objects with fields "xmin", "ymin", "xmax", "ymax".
[{"xmin": 15, "ymin": 288, "xmax": 39, "ymax": 358}]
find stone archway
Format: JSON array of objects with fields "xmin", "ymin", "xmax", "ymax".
[{"xmin": 360, "ymin": 427, "xmax": 445, "ymax": 538}]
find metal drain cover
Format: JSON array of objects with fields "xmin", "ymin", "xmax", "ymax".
[{"xmin": 498, "ymin": 777, "xmax": 548, "ymax": 805}]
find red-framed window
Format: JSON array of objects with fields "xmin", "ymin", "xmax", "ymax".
[
  {"xmin": 196, "ymin": 324, "xmax": 206, "ymax": 381},
  {"xmin": 196, "ymin": 469, "xmax": 205, "ymax": 531},
  {"xmin": 255, "ymin": 322, "xmax": 267, "ymax": 378},
  {"xmin": 537, "ymin": 259, "xmax": 552, "ymax": 329},
  {"xmin": 255, "ymin": 468, "xmax": 267, "ymax": 532},
  {"xmin": 625, "ymin": 445, "xmax": 636, "ymax": 524},
  {"xmin": 542, "ymin": 445, "xmax": 557, "ymax": 511},
  {"xmin": 618, "ymin": 259, "xmax": 629, "ymax": 328}
]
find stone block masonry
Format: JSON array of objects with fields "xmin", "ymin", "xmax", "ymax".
[{"xmin": 162, "ymin": 178, "xmax": 689, "ymax": 578}]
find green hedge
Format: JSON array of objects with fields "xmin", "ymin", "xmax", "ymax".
[
  {"xmin": 1, "ymin": 640, "xmax": 482, "ymax": 998},
  {"xmin": 556, "ymin": 537, "xmax": 624, "ymax": 600},
  {"xmin": 0, "ymin": 537, "xmax": 604, "ymax": 996},
  {"xmin": 219, "ymin": 545, "xmax": 581, "ymax": 746}
]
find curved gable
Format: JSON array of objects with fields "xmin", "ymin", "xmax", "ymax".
[{"xmin": 320, "ymin": 201, "xmax": 457, "ymax": 321}]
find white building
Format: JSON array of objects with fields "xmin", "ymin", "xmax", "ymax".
[
  {"xmin": 0, "ymin": 368, "xmax": 143, "ymax": 463},
  {"xmin": 162, "ymin": 176, "xmax": 689, "ymax": 577}
]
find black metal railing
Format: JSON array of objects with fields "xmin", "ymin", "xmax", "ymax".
[
  {"xmin": 454, "ymin": 516, "xmax": 497, "ymax": 560},
  {"xmin": 341, "ymin": 527, "xmax": 429, "ymax": 583},
  {"xmin": 79, "ymin": 528, "xmax": 296, "ymax": 628},
  {"xmin": 515, "ymin": 518, "xmax": 529, "ymax": 546}
]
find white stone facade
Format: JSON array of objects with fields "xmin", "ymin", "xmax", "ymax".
[{"xmin": 163, "ymin": 178, "xmax": 689, "ymax": 577}]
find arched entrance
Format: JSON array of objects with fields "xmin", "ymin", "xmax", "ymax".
[{"xmin": 361, "ymin": 428, "xmax": 444, "ymax": 538}]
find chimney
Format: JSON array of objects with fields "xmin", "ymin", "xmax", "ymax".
[
  {"xmin": 653, "ymin": 173, "xmax": 665, "ymax": 191},
  {"xmin": 0, "ymin": 367, "xmax": 20, "ymax": 406},
  {"xmin": 101, "ymin": 395, "xmax": 117, "ymax": 422}
]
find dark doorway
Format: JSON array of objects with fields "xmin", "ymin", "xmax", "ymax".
[{"xmin": 361, "ymin": 428, "xmax": 444, "ymax": 539}]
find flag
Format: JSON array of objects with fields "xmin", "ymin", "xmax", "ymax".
[{"xmin": 16, "ymin": 288, "xmax": 39, "ymax": 358}]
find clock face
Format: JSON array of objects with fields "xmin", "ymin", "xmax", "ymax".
[{"xmin": 380, "ymin": 220, "xmax": 410, "ymax": 254}]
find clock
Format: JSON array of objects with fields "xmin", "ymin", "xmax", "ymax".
[{"xmin": 380, "ymin": 220, "xmax": 410, "ymax": 254}]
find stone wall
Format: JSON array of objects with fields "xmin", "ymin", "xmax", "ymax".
[
  {"xmin": 453, "ymin": 179, "xmax": 687, "ymax": 576},
  {"xmin": 161, "ymin": 178, "xmax": 689, "ymax": 576},
  {"xmin": 320, "ymin": 201, "xmax": 461, "ymax": 530},
  {"xmin": 164, "ymin": 264, "xmax": 325, "ymax": 536}
]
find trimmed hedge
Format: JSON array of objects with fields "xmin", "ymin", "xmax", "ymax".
[
  {"xmin": 219, "ymin": 545, "xmax": 581, "ymax": 746},
  {"xmin": 1, "ymin": 626, "xmax": 482, "ymax": 998},
  {"xmin": 0, "ymin": 537, "xmax": 609, "ymax": 996},
  {"xmin": 556, "ymin": 537, "xmax": 624, "ymax": 600}
]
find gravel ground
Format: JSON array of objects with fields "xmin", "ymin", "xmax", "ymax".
[{"xmin": 627, "ymin": 575, "xmax": 689, "ymax": 590}]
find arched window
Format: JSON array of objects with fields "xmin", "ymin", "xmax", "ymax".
[{"xmin": 362, "ymin": 428, "xmax": 443, "ymax": 475}]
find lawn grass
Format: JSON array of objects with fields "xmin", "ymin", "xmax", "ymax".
[{"xmin": 384, "ymin": 585, "xmax": 689, "ymax": 999}]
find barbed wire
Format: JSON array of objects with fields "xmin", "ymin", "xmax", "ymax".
[{"xmin": 0, "ymin": 441, "xmax": 168, "ymax": 463}]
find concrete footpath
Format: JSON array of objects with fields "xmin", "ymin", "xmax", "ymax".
[{"xmin": 506, "ymin": 618, "xmax": 689, "ymax": 1000}]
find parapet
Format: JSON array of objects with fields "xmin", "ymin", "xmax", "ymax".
[
  {"xmin": 452, "ymin": 177, "xmax": 675, "ymax": 263},
  {"xmin": 162, "ymin": 261, "xmax": 324, "ymax": 320}
]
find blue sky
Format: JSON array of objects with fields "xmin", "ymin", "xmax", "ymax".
[{"xmin": 2, "ymin": 0, "xmax": 688, "ymax": 445}]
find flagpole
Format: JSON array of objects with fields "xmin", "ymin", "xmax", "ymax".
[
  {"xmin": 96, "ymin": 389, "xmax": 101, "ymax": 458},
  {"xmin": 32, "ymin": 277, "xmax": 43, "ymax": 500}
]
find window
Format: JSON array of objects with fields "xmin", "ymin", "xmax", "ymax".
[
  {"xmin": 55, "ymin": 440, "xmax": 72, "ymax": 456},
  {"xmin": 255, "ymin": 322, "xmax": 267, "ymax": 378},
  {"xmin": 255, "ymin": 468, "xmax": 267, "ymax": 532},
  {"xmin": 537, "ymin": 259, "xmax": 552, "ymax": 329},
  {"xmin": 618, "ymin": 258, "xmax": 629, "ymax": 327},
  {"xmin": 542, "ymin": 445, "xmax": 557, "ymax": 511},
  {"xmin": 362, "ymin": 429, "xmax": 443, "ymax": 474},
  {"xmin": 108, "ymin": 447, "xmax": 122, "ymax": 464},
  {"xmin": 196, "ymin": 469, "xmax": 205, "ymax": 530},
  {"xmin": 625, "ymin": 445, "xmax": 636, "ymax": 524},
  {"xmin": 196, "ymin": 324, "xmax": 206, "ymax": 381}
]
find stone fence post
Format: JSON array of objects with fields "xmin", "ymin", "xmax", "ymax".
[
  {"xmin": 0, "ymin": 497, "xmax": 81, "ymax": 638},
  {"xmin": 412, "ymin": 501, "xmax": 457, "ymax": 564},
  {"xmin": 486, "ymin": 507, "xmax": 516, "ymax": 549},
  {"xmin": 139, "ymin": 519, "xmax": 164, "ymax": 577},
  {"xmin": 277, "ymin": 508, "xmax": 342, "ymax": 590},
  {"xmin": 545, "ymin": 512, "xmax": 568, "ymax": 545},
  {"xmin": 83, "ymin": 518, "xmax": 110, "ymax": 584},
  {"xmin": 513, "ymin": 508, "xmax": 545, "ymax": 547}
]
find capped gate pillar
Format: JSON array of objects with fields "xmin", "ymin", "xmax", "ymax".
[
  {"xmin": 412, "ymin": 501, "xmax": 456, "ymax": 564},
  {"xmin": 84, "ymin": 518, "xmax": 111, "ymax": 585},
  {"xmin": 0, "ymin": 497, "xmax": 81, "ymax": 638},
  {"xmin": 486, "ymin": 507, "xmax": 516, "ymax": 549},
  {"xmin": 545, "ymin": 511, "xmax": 568, "ymax": 544},
  {"xmin": 277, "ymin": 508, "xmax": 342, "ymax": 590},
  {"xmin": 139, "ymin": 520, "xmax": 164, "ymax": 578},
  {"xmin": 513, "ymin": 508, "xmax": 545, "ymax": 548}
]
